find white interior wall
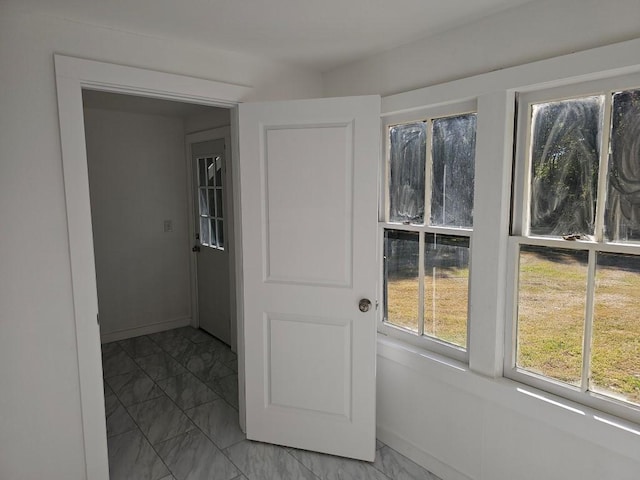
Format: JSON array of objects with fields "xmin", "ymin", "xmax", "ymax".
[
  {"xmin": 185, "ymin": 108, "xmax": 231, "ymax": 134},
  {"xmin": 323, "ymin": 0, "xmax": 640, "ymax": 97},
  {"xmin": 0, "ymin": 5, "xmax": 322, "ymax": 478},
  {"xmin": 84, "ymin": 107, "xmax": 191, "ymax": 340},
  {"xmin": 324, "ymin": 1, "xmax": 640, "ymax": 479},
  {"xmin": 3, "ymin": 0, "xmax": 640, "ymax": 478}
]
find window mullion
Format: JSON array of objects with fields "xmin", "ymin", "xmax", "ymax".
[
  {"xmin": 423, "ymin": 120, "xmax": 432, "ymax": 227},
  {"xmin": 581, "ymin": 249, "xmax": 597, "ymax": 393},
  {"xmin": 418, "ymin": 231, "xmax": 425, "ymax": 336},
  {"xmin": 418, "ymin": 119, "xmax": 431, "ymax": 338},
  {"xmin": 383, "ymin": 126, "xmax": 391, "ymax": 223},
  {"xmin": 520, "ymin": 103, "xmax": 534, "ymax": 237},
  {"xmin": 594, "ymin": 94, "xmax": 613, "ymax": 242}
]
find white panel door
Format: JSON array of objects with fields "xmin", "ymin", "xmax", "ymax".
[
  {"xmin": 192, "ymin": 139, "xmax": 232, "ymax": 344},
  {"xmin": 239, "ymin": 96, "xmax": 380, "ymax": 461}
]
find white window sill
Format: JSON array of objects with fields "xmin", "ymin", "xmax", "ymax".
[{"xmin": 376, "ymin": 333, "xmax": 640, "ymax": 462}]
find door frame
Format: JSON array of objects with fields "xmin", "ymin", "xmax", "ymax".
[
  {"xmin": 54, "ymin": 54, "xmax": 251, "ymax": 479},
  {"xmin": 185, "ymin": 127, "xmax": 238, "ymax": 351}
]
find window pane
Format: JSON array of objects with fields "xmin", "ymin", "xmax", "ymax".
[
  {"xmin": 199, "ymin": 217, "xmax": 210, "ymax": 246},
  {"xmin": 207, "ymin": 157, "xmax": 215, "ymax": 187},
  {"xmin": 592, "ymin": 253, "xmax": 640, "ymax": 405},
  {"xmin": 210, "ymin": 218, "xmax": 218, "ymax": 247},
  {"xmin": 384, "ymin": 230, "xmax": 420, "ymax": 332},
  {"xmin": 198, "ymin": 158, "xmax": 207, "ymax": 187},
  {"xmin": 215, "ymin": 155, "xmax": 223, "ymax": 187},
  {"xmin": 605, "ymin": 89, "xmax": 640, "ymax": 243},
  {"xmin": 208, "ymin": 189, "xmax": 216, "ymax": 219},
  {"xmin": 217, "ymin": 220, "xmax": 224, "ymax": 248},
  {"xmin": 216, "ymin": 188, "xmax": 224, "ymax": 218},
  {"xmin": 423, "ymin": 234, "xmax": 469, "ymax": 347},
  {"xmin": 516, "ymin": 245, "xmax": 588, "ymax": 386},
  {"xmin": 198, "ymin": 188, "xmax": 208, "ymax": 216},
  {"xmin": 529, "ymin": 97, "xmax": 603, "ymax": 237},
  {"xmin": 430, "ymin": 114, "xmax": 476, "ymax": 228},
  {"xmin": 389, "ymin": 122, "xmax": 426, "ymax": 224}
]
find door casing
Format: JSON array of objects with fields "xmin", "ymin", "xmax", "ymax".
[{"xmin": 54, "ymin": 54, "xmax": 250, "ymax": 480}]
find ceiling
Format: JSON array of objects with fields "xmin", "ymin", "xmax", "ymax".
[{"xmin": 13, "ymin": 0, "xmax": 537, "ymax": 72}]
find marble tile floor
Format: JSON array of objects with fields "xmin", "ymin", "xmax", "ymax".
[{"xmin": 103, "ymin": 326, "xmax": 441, "ymax": 480}]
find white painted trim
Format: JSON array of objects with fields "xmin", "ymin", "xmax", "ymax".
[
  {"xmin": 100, "ymin": 317, "xmax": 192, "ymax": 344},
  {"xmin": 377, "ymin": 335, "xmax": 640, "ymax": 463},
  {"xmin": 376, "ymin": 425, "xmax": 473, "ymax": 480},
  {"xmin": 229, "ymin": 106, "xmax": 246, "ymax": 432},
  {"xmin": 466, "ymin": 91, "xmax": 515, "ymax": 378},
  {"xmin": 185, "ymin": 126, "xmax": 238, "ymax": 352},
  {"xmin": 379, "ymin": 38, "xmax": 640, "ymax": 423},
  {"xmin": 382, "ymin": 37, "xmax": 640, "ymax": 116},
  {"xmin": 54, "ymin": 54, "xmax": 251, "ymax": 479}
]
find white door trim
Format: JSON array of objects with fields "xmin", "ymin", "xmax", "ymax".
[
  {"xmin": 185, "ymin": 126, "xmax": 238, "ymax": 352},
  {"xmin": 53, "ymin": 54, "xmax": 251, "ymax": 479}
]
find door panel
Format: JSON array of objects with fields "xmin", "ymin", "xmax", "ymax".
[
  {"xmin": 192, "ymin": 139, "xmax": 231, "ymax": 344},
  {"xmin": 239, "ymin": 96, "xmax": 380, "ymax": 461}
]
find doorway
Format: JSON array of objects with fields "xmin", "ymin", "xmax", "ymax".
[
  {"xmin": 83, "ymin": 90, "xmax": 235, "ymax": 347},
  {"xmin": 56, "ymin": 55, "xmax": 380, "ymax": 478},
  {"xmin": 55, "ymin": 54, "xmax": 250, "ymax": 477},
  {"xmin": 188, "ymin": 129, "xmax": 236, "ymax": 349}
]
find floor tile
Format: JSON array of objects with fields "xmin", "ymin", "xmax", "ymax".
[
  {"xmin": 135, "ymin": 352, "xmax": 187, "ymax": 381},
  {"xmin": 104, "ymin": 379, "xmax": 114, "ymax": 397},
  {"xmin": 148, "ymin": 329, "xmax": 182, "ymax": 342},
  {"xmin": 290, "ymin": 448, "xmax": 390, "ymax": 480},
  {"xmin": 101, "ymin": 341, "xmax": 122, "ymax": 356},
  {"xmin": 119, "ymin": 335, "xmax": 163, "ymax": 357},
  {"xmin": 204, "ymin": 336, "xmax": 238, "ymax": 364},
  {"xmin": 106, "ymin": 368, "xmax": 164, "ymax": 406},
  {"xmin": 225, "ymin": 356, "xmax": 238, "ymax": 373},
  {"xmin": 175, "ymin": 326, "xmax": 215, "ymax": 344},
  {"xmin": 104, "ymin": 394, "xmax": 137, "ymax": 437},
  {"xmin": 225, "ymin": 440, "xmax": 318, "ymax": 480},
  {"xmin": 107, "ymin": 429, "xmax": 169, "ymax": 480},
  {"xmin": 373, "ymin": 446, "xmax": 441, "ymax": 480},
  {"xmin": 186, "ymin": 398, "xmax": 245, "ymax": 449},
  {"xmin": 157, "ymin": 372, "xmax": 219, "ymax": 410},
  {"xmin": 180, "ymin": 342, "xmax": 235, "ymax": 380},
  {"xmin": 127, "ymin": 395, "xmax": 195, "ymax": 445},
  {"xmin": 156, "ymin": 429, "xmax": 240, "ymax": 480},
  {"xmin": 207, "ymin": 374, "xmax": 239, "ymax": 408},
  {"xmin": 103, "ymin": 349, "xmax": 138, "ymax": 379},
  {"xmin": 153, "ymin": 334, "xmax": 194, "ymax": 360}
]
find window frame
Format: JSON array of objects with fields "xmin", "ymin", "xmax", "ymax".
[
  {"xmin": 379, "ymin": 38, "xmax": 640, "ymax": 425},
  {"xmin": 379, "ymin": 100, "xmax": 477, "ymax": 362},
  {"xmin": 196, "ymin": 153, "xmax": 226, "ymax": 250},
  {"xmin": 505, "ymin": 73, "xmax": 640, "ymax": 424}
]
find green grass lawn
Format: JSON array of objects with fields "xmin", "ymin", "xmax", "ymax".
[{"xmin": 387, "ymin": 251, "xmax": 640, "ymax": 405}]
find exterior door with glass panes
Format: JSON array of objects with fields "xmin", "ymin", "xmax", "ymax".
[{"xmin": 192, "ymin": 138, "xmax": 231, "ymax": 344}]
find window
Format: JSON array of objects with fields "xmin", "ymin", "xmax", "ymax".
[
  {"xmin": 197, "ymin": 155, "xmax": 225, "ymax": 250},
  {"xmin": 381, "ymin": 104, "xmax": 477, "ymax": 358},
  {"xmin": 509, "ymin": 77, "xmax": 640, "ymax": 417}
]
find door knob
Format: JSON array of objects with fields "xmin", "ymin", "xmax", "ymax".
[
  {"xmin": 359, "ymin": 298, "xmax": 372, "ymax": 313},
  {"xmin": 192, "ymin": 245, "xmax": 201, "ymax": 252}
]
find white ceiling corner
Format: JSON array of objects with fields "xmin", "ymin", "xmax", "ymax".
[{"xmin": 14, "ymin": 0, "xmax": 538, "ymax": 72}]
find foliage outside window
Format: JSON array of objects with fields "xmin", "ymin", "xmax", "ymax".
[
  {"xmin": 197, "ymin": 155, "xmax": 225, "ymax": 250},
  {"xmin": 382, "ymin": 111, "xmax": 476, "ymax": 356},
  {"xmin": 511, "ymin": 85, "xmax": 640, "ymax": 413}
]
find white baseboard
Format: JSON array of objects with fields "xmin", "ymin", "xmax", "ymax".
[
  {"xmin": 376, "ymin": 425, "xmax": 473, "ymax": 480},
  {"xmin": 100, "ymin": 317, "xmax": 193, "ymax": 343}
]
